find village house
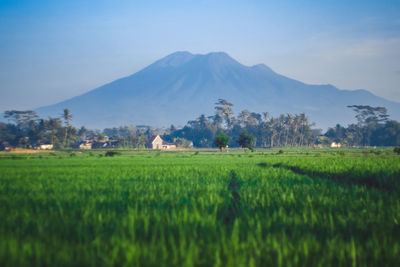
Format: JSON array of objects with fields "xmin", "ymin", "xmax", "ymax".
[
  {"xmin": 34, "ymin": 144, "xmax": 54, "ymax": 150},
  {"xmin": 72, "ymin": 138, "xmax": 119, "ymax": 150},
  {"xmin": 91, "ymin": 140, "xmax": 119, "ymax": 149},
  {"xmin": 148, "ymin": 135, "xmax": 177, "ymax": 150},
  {"xmin": 330, "ymin": 142, "xmax": 341, "ymax": 148},
  {"xmin": 0, "ymin": 142, "xmax": 12, "ymax": 152},
  {"xmin": 79, "ymin": 141, "xmax": 93, "ymax": 150}
]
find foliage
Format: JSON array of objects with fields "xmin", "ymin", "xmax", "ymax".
[
  {"xmin": 169, "ymin": 99, "xmax": 316, "ymax": 148},
  {"xmin": 214, "ymin": 99, "xmax": 234, "ymax": 128},
  {"xmin": 394, "ymin": 147, "xmax": 400, "ymax": 155},
  {"xmin": 173, "ymin": 137, "xmax": 193, "ymax": 148},
  {"xmin": 1, "ymin": 102, "xmax": 400, "ymax": 150},
  {"xmin": 103, "ymin": 126, "xmax": 151, "ymax": 148},
  {"xmin": 4, "ymin": 110, "xmax": 39, "ymax": 128},
  {"xmin": 105, "ymin": 151, "xmax": 121, "ymax": 157},
  {"xmin": 62, "ymin": 109, "xmax": 73, "ymax": 147},
  {"xmin": 0, "ymin": 111, "xmax": 154, "ymax": 149},
  {"xmin": 214, "ymin": 133, "xmax": 230, "ymax": 151},
  {"xmin": 325, "ymin": 105, "xmax": 399, "ymax": 146},
  {"xmin": 237, "ymin": 130, "xmax": 254, "ymax": 150},
  {"xmin": 347, "ymin": 105, "xmax": 389, "ymax": 125},
  {"xmin": 0, "ymin": 112, "xmax": 67, "ymax": 148}
]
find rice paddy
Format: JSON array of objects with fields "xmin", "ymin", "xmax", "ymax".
[{"xmin": 0, "ymin": 148, "xmax": 399, "ymax": 266}]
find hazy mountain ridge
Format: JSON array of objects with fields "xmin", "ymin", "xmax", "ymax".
[{"xmin": 36, "ymin": 51, "xmax": 400, "ymax": 129}]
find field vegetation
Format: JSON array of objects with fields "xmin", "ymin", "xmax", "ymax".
[{"xmin": 0, "ymin": 148, "xmax": 399, "ymax": 266}]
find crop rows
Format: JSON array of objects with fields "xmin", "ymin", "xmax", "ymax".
[{"xmin": 0, "ymin": 150, "xmax": 399, "ymax": 266}]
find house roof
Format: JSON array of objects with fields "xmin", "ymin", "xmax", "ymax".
[
  {"xmin": 147, "ymin": 135, "xmax": 176, "ymax": 146},
  {"xmin": 1, "ymin": 141, "xmax": 11, "ymax": 147},
  {"xmin": 162, "ymin": 141, "xmax": 175, "ymax": 146},
  {"xmin": 149, "ymin": 135, "xmax": 160, "ymax": 144}
]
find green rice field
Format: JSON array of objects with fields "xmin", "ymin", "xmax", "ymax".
[{"xmin": 0, "ymin": 148, "xmax": 399, "ymax": 266}]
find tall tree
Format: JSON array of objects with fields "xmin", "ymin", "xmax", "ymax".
[
  {"xmin": 4, "ymin": 110, "xmax": 39, "ymax": 128},
  {"xmin": 347, "ymin": 105, "xmax": 389, "ymax": 145},
  {"xmin": 62, "ymin": 109, "xmax": 72, "ymax": 147},
  {"xmin": 215, "ymin": 99, "xmax": 234, "ymax": 129}
]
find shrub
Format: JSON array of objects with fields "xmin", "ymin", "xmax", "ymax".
[
  {"xmin": 214, "ymin": 133, "xmax": 230, "ymax": 151},
  {"xmin": 237, "ymin": 130, "xmax": 254, "ymax": 151},
  {"xmin": 105, "ymin": 151, "xmax": 121, "ymax": 157},
  {"xmin": 394, "ymin": 147, "xmax": 400, "ymax": 155}
]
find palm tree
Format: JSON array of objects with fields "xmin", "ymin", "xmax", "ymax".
[
  {"xmin": 62, "ymin": 109, "xmax": 72, "ymax": 147},
  {"xmin": 291, "ymin": 115, "xmax": 300, "ymax": 146},
  {"xmin": 269, "ymin": 117, "xmax": 278, "ymax": 147},
  {"xmin": 284, "ymin": 114, "xmax": 293, "ymax": 146}
]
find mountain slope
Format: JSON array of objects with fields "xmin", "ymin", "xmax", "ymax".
[{"xmin": 36, "ymin": 51, "xmax": 400, "ymax": 129}]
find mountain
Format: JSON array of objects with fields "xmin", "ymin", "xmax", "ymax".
[{"xmin": 36, "ymin": 51, "xmax": 400, "ymax": 129}]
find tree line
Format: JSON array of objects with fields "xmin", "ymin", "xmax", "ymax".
[
  {"xmin": 322, "ymin": 105, "xmax": 400, "ymax": 147},
  {"xmin": 0, "ymin": 110, "xmax": 76, "ymax": 148},
  {"xmin": 1, "ymin": 100, "xmax": 399, "ymax": 149},
  {"xmin": 163, "ymin": 99, "xmax": 316, "ymax": 148},
  {"xmin": 0, "ymin": 109, "xmax": 156, "ymax": 149}
]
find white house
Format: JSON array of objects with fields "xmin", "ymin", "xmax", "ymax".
[
  {"xmin": 35, "ymin": 144, "xmax": 54, "ymax": 150},
  {"xmin": 148, "ymin": 135, "xmax": 177, "ymax": 150},
  {"xmin": 330, "ymin": 142, "xmax": 341, "ymax": 148},
  {"xmin": 79, "ymin": 142, "xmax": 93, "ymax": 150}
]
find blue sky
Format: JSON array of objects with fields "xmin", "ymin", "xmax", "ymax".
[{"xmin": 1, "ymin": 0, "xmax": 400, "ymax": 111}]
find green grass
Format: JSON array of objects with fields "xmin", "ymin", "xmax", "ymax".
[{"xmin": 0, "ymin": 149, "xmax": 399, "ymax": 266}]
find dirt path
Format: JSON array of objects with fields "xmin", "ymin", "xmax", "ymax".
[{"xmin": 0, "ymin": 148, "xmax": 56, "ymax": 154}]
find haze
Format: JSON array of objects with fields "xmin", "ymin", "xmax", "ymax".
[{"xmin": 1, "ymin": 0, "xmax": 400, "ymax": 111}]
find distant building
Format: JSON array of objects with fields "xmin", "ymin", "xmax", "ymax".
[
  {"xmin": 34, "ymin": 144, "xmax": 54, "ymax": 150},
  {"xmin": 91, "ymin": 140, "xmax": 119, "ymax": 149},
  {"xmin": 148, "ymin": 135, "xmax": 177, "ymax": 149},
  {"xmin": 162, "ymin": 142, "xmax": 177, "ymax": 149},
  {"xmin": 79, "ymin": 141, "xmax": 93, "ymax": 150},
  {"xmin": 0, "ymin": 142, "xmax": 12, "ymax": 152},
  {"xmin": 330, "ymin": 142, "xmax": 341, "ymax": 148},
  {"xmin": 73, "ymin": 138, "xmax": 119, "ymax": 149}
]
